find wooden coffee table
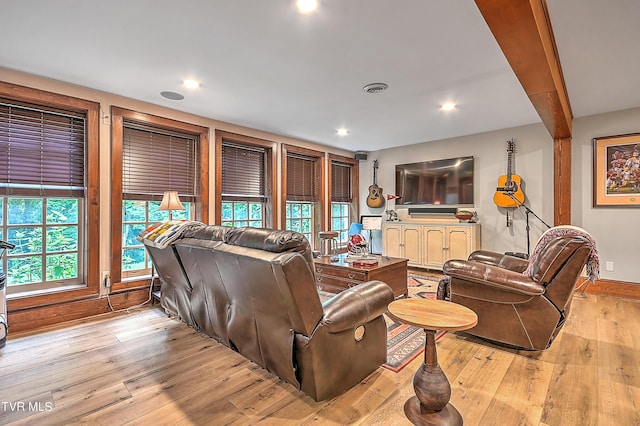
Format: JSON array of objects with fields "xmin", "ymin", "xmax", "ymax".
[
  {"xmin": 387, "ymin": 298, "xmax": 478, "ymax": 425},
  {"xmin": 314, "ymin": 254, "xmax": 408, "ymax": 298}
]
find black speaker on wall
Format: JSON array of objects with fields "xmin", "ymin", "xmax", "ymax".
[
  {"xmin": 408, "ymin": 207, "xmax": 458, "ymax": 215},
  {"xmin": 354, "ymin": 151, "xmax": 368, "ymax": 161}
]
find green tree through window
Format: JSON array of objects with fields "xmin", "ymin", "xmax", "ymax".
[{"xmin": 2, "ymin": 197, "xmax": 80, "ymax": 286}]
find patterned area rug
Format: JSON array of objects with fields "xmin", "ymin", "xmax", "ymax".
[{"xmin": 383, "ymin": 274, "xmax": 446, "ymax": 372}]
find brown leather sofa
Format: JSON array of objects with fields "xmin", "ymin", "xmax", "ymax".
[
  {"xmin": 438, "ymin": 228, "xmax": 595, "ymax": 350},
  {"xmin": 143, "ymin": 224, "xmax": 394, "ymax": 401}
]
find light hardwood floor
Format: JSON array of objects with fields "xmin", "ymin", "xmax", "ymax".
[{"xmin": 1, "ymin": 293, "xmax": 638, "ymax": 425}]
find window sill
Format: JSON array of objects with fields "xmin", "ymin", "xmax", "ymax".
[
  {"xmin": 8, "ymin": 283, "xmax": 87, "ymax": 300},
  {"xmin": 6, "ymin": 282, "xmax": 99, "ymax": 312}
]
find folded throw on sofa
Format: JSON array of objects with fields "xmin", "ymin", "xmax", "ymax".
[{"xmin": 137, "ymin": 220, "xmax": 204, "ymax": 249}]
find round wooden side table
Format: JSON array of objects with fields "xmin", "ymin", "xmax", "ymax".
[{"xmin": 387, "ymin": 298, "xmax": 478, "ymax": 426}]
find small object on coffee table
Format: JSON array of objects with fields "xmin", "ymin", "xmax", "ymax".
[
  {"xmin": 352, "ymin": 258, "xmax": 378, "ymax": 268},
  {"xmin": 387, "ymin": 298, "xmax": 477, "ymax": 426}
]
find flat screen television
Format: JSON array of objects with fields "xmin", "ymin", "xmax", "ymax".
[{"xmin": 395, "ymin": 156, "xmax": 474, "ymax": 206}]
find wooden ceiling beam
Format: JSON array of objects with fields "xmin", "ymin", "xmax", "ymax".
[
  {"xmin": 474, "ymin": 0, "xmax": 572, "ymax": 139},
  {"xmin": 475, "ymin": 0, "xmax": 573, "ymax": 225}
]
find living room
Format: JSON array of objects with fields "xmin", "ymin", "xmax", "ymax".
[{"xmin": 1, "ymin": 0, "xmax": 639, "ymax": 424}]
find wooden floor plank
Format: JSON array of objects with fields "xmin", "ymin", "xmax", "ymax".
[
  {"xmin": 480, "ymin": 347, "xmax": 557, "ymax": 426},
  {"xmin": 127, "ymin": 367, "xmax": 266, "ymax": 425},
  {"xmin": 540, "ymin": 332, "xmax": 599, "ymax": 425},
  {"xmin": 1, "ymin": 293, "xmax": 638, "ymax": 425},
  {"xmin": 595, "ymin": 295, "xmax": 640, "ymax": 425},
  {"xmin": 51, "ymin": 330, "xmax": 212, "ymax": 406},
  {"xmin": 9, "ymin": 383, "xmax": 132, "ymax": 426},
  {"xmin": 444, "ymin": 342, "xmax": 512, "ymax": 425},
  {"xmin": 0, "ymin": 321, "xmax": 198, "ymax": 405}
]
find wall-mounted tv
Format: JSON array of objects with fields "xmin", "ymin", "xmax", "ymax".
[{"xmin": 395, "ymin": 156, "xmax": 474, "ymax": 206}]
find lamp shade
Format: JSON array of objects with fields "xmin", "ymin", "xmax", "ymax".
[
  {"xmin": 348, "ymin": 222, "xmax": 363, "ymax": 236},
  {"xmin": 158, "ymin": 191, "xmax": 185, "ymax": 211}
]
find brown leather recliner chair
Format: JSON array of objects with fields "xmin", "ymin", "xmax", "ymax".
[{"xmin": 438, "ymin": 226, "xmax": 597, "ymax": 350}]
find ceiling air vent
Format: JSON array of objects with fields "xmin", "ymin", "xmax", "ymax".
[{"xmin": 362, "ymin": 83, "xmax": 389, "ymax": 94}]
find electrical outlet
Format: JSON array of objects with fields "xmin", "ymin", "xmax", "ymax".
[
  {"xmin": 102, "ymin": 271, "xmax": 111, "ymax": 287},
  {"xmin": 605, "ymin": 261, "xmax": 614, "ymax": 272}
]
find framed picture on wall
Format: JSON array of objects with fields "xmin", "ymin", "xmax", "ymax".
[{"xmin": 593, "ymin": 133, "xmax": 640, "ymax": 207}]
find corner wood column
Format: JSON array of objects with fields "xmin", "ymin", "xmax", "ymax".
[{"xmin": 554, "ymin": 138, "xmax": 571, "ymax": 225}]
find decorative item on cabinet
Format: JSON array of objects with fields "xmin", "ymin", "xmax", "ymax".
[
  {"xmin": 454, "ymin": 211, "xmax": 473, "ymax": 222},
  {"xmin": 454, "ymin": 209, "xmax": 478, "ymax": 223},
  {"xmin": 385, "ymin": 209, "xmax": 398, "ymax": 221}
]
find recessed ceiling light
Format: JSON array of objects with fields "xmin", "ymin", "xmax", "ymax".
[
  {"xmin": 336, "ymin": 128, "xmax": 349, "ymax": 136},
  {"xmin": 182, "ymin": 79, "xmax": 200, "ymax": 90},
  {"xmin": 296, "ymin": 0, "xmax": 318, "ymax": 14},
  {"xmin": 363, "ymin": 83, "xmax": 389, "ymax": 94},
  {"xmin": 441, "ymin": 102, "xmax": 457, "ymax": 111},
  {"xmin": 160, "ymin": 91, "xmax": 184, "ymax": 101}
]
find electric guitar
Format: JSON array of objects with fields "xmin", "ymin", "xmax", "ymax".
[
  {"xmin": 366, "ymin": 160, "xmax": 385, "ymax": 208},
  {"xmin": 493, "ymin": 139, "xmax": 525, "ymax": 208}
]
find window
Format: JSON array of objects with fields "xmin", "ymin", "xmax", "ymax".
[
  {"xmin": 1, "ymin": 197, "xmax": 82, "ymax": 290},
  {"xmin": 0, "ymin": 82, "xmax": 99, "ymax": 300},
  {"xmin": 122, "ymin": 200, "xmax": 191, "ymax": 275},
  {"xmin": 221, "ymin": 201, "xmax": 264, "ymax": 228},
  {"xmin": 111, "ymin": 107, "xmax": 208, "ymax": 289},
  {"xmin": 285, "ymin": 202, "xmax": 314, "ymax": 242},
  {"xmin": 329, "ymin": 154, "xmax": 359, "ymax": 245},
  {"xmin": 120, "ymin": 123, "xmax": 198, "ymax": 278},
  {"xmin": 282, "ymin": 145, "xmax": 324, "ymax": 248},
  {"xmin": 215, "ymin": 131, "xmax": 275, "ymax": 228},
  {"xmin": 331, "ymin": 202, "xmax": 350, "ymax": 245}
]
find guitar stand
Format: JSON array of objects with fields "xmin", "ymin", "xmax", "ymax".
[{"xmin": 505, "ymin": 192, "xmax": 551, "ymax": 256}]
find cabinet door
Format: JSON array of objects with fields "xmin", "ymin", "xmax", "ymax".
[
  {"xmin": 446, "ymin": 227, "xmax": 472, "ymax": 261},
  {"xmin": 402, "ymin": 226, "xmax": 422, "ymax": 264},
  {"xmin": 423, "ymin": 226, "xmax": 446, "ymax": 268},
  {"xmin": 383, "ymin": 225, "xmax": 402, "ymax": 258}
]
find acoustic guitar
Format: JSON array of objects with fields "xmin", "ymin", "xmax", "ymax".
[
  {"xmin": 493, "ymin": 139, "xmax": 525, "ymax": 208},
  {"xmin": 366, "ymin": 160, "xmax": 385, "ymax": 208}
]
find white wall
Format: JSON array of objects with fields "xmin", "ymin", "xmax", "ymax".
[
  {"xmin": 360, "ymin": 122, "xmax": 554, "ymax": 255},
  {"xmin": 361, "ymin": 110, "xmax": 639, "ymax": 284},
  {"xmin": 572, "ymin": 107, "xmax": 640, "ymax": 283}
]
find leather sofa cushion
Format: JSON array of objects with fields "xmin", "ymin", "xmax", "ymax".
[
  {"xmin": 225, "ymin": 227, "xmax": 315, "ymax": 270},
  {"xmin": 180, "ymin": 224, "xmax": 229, "ymax": 241}
]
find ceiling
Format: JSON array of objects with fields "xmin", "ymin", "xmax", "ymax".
[{"xmin": 1, "ymin": 0, "xmax": 638, "ymax": 152}]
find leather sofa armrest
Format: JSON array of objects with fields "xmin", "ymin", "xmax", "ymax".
[
  {"xmin": 468, "ymin": 250, "xmax": 503, "ymax": 265},
  {"xmin": 444, "ymin": 259, "xmax": 545, "ymax": 296},
  {"xmin": 468, "ymin": 250, "xmax": 529, "ymax": 273},
  {"xmin": 320, "ymin": 280, "xmax": 393, "ymax": 333}
]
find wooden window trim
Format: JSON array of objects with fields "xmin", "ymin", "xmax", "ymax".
[
  {"xmin": 214, "ymin": 130, "xmax": 276, "ymax": 227},
  {"xmin": 1, "ymin": 81, "xmax": 100, "ymax": 310},
  {"xmin": 111, "ymin": 107, "xmax": 209, "ymax": 291},
  {"xmin": 328, "ymin": 153, "xmax": 359, "ymax": 226},
  {"xmin": 281, "ymin": 144, "xmax": 325, "ymax": 248}
]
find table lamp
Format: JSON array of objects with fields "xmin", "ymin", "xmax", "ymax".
[{"xmin": 158, "ymin": 191, "xmax": 185, "ymax": 219}]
